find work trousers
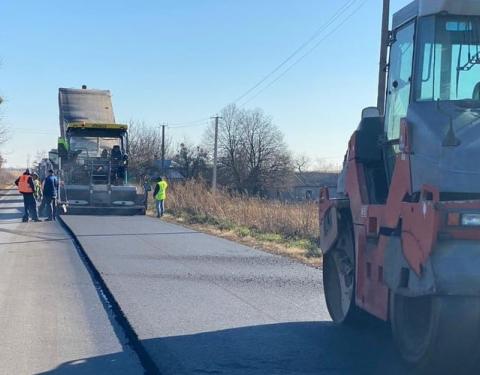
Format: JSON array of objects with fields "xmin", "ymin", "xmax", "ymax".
[
  {"xmin": 22, "ymin": 193, "xmax": 38, "ymax": 221},
  {"xmin": 44, "ymin": 196, "xmax": 57, "ymax": 220},
  {"xmin": 155, "ymin": 199, "xmax": 165, "ymax": 217}
]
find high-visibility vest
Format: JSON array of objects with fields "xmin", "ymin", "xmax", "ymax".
[
  {"xmin": 18, "ymin": 175, "xmax": 33, "ymax": 193},
  {"xmin": 155, "ymin": 181, "xmax": 168, "ymax": 201},
  {"xmin": 34, "ymin": 180, "xmax": 42, "ymax": 198}
]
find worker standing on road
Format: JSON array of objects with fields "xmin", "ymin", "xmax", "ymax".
[
  {"xmin": 42, "ymin": 169, "xmax": 59, "ymax": 221},
  {"xmin": 153, "ymin": 176, "xmax": 168, "ymax": 218},
  {"xmin": 32, "ymin": 173, "xmax": 42, "ymax": 202},
  {"xmin": 32, "ymin": 172, "xmax": 43, "ymax": 217},
  {"xmin": 15, "ymin": 169, "xmax": 40, "ymax": 222},
  {"xmin": 143, "ymin": 175, "xmax": 151, "ymax": 208}
]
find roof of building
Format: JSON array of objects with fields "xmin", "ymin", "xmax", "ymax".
[{"xmin": 294, "ymin": 172, "xmax": 338, "ymax": 187}]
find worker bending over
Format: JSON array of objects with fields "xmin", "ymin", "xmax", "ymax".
[{"xmin": 15, "ymin": 169, "xmax": 39, "ymax": 222}]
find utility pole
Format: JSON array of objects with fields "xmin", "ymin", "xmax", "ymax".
[
  {"xmin": 211, "ymin": 115, "xmax": 222, "ymax": 193},
  {"xmin": 377, "ymin": 0, "xmax": 390, "ymax": 115},
  {"xmin": 160, "ymin": 123, "xmax": 167, "ymax": 176}
]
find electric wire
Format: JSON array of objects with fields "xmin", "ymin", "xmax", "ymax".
[
  {"xmin": 160, "ymin": 0, "xmax": 362, "ymax": 128},
  {"xmin": 168, "ymin": 117, "xmax": 211, "ymax": 127},
  {"xmin": 232, "ymin": 0, "xmax": 359, "ymax": 105},
  {"xmin": 168, "ymin": 121, "xmax": 212, "ymax": 130},
  {"xmin": 239, "ymin": 0, "xmax": 369, "ymax": 107}
]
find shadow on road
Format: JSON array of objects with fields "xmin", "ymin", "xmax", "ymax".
[
  {"xmin": 0, "ymin": 198, "xmax": 23, "ymax": 204},
  {"xmin": 0, "ymin": 211, "xmax": 23, "ymax": 221},
  {"xmin": 39, "ymin": 321, "xmax": 407, "ymax": 375}
]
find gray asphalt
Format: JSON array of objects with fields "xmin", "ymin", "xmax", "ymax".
[
  {"xmin": 63, "ymin": 215, "xmax": 409, "ymax": 375},
  {"xmin": 0, "ymin": 189, "xmax": 143, "ymax": 374}
]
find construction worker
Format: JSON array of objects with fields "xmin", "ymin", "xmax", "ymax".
[
  {"xmin": 42, "ymin": 169, "xmax": 58, "ymax": 221},
  {"xmin": 32, "ymin": 173, "xmax": 42, "ymax": 202},
  {"xmin": 143, "ymin": 175, "xmax": 151, "ymax": 208},
  {"xmin": 32, "ymin": 172, "xmax": 44, "ymax": 217},
  {"xmin": 153, "ymin": 176, "xmax": 168, "ymax": 218},
  {"xmin": 15, "ymin": 169, "xmax": 39, "ymax": 222}
]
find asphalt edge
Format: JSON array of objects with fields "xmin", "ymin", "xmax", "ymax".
[{"xmin": 58, "ymin": 216, "xmax": 162, "ymax": 375}]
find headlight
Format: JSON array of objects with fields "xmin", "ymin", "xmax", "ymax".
[{"xmin": 461, "ymin": 214, "xmax": 480, "ymax": 227}]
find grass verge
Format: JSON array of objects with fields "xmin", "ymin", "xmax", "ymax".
[{"xmin": 147, "ymin": 180, "xmax": 322, "ymax": 268}]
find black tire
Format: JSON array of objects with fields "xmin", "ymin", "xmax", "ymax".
[
  {"xmin": 391, "ymin": 293, "xmax": 480, "ymax": 374},
  {"xmin": 323, "ymin": 221, "xmax": 363, "ymax": 324}
]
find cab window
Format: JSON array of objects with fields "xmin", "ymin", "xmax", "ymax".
[{"xmin": 385, "ymin": 21, "xmax": 415, "ymax": 142}]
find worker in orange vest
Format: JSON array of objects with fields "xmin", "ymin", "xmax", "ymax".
[{"xmin": 15, "ymin": 169, "xmax": 40, "ymax": 222}]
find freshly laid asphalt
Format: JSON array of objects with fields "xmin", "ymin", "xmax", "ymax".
[
  {"xmin": 0, "ymin": 190, "xmax": 143, "ymax": 374},
  {"xmin": 0, "ymin": 186, "xmax": 408, "ymax": 374},
  {"xmin": 62, "ymin": 215, "xmax": 408, "ymax": 375}
]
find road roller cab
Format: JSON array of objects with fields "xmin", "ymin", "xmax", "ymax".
[{"xmin": 320, "ymin": 1, "xmax": 480, "ymax": 372}]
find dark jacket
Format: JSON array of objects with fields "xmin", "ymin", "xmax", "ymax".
[
  {"xmin": 43, "ymin": 175, "xmax": 59, "ymax": 198},
  {"xmin": 153, "ymin": 183, "xmax": 160, "ymax": 198},
  {"xmin": 15, "ymin": 173, "xmax": 35, "ymax": 194}
]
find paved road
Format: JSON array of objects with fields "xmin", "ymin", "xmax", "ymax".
[
  {"xmin": 0, "ymin": 189, "xmax": 143, "ymax": 374},
  {"xmin": 63, "ymin": 215, "xmax": 408, "ymax": 375}
]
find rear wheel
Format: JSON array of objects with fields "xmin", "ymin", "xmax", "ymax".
[
  {"xmin": 391, "ymin": 294, "xmax": 480, "ymax": 374},
  {"xmin": 323, "ymin": 222, "xmax": 362, "ymax": 324}
]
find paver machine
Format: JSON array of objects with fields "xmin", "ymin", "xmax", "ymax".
[
  {"xmin": 57, "ymin": 86, "xmax": 145, "ymax": 215},
  {"xmin": 319, "ymin": 0, "xmax": 480, "ymax": 372}
]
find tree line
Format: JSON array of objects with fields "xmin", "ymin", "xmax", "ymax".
[{"xmin": 128, "ymin": 104, "xmax": 338, "ymax": 197}]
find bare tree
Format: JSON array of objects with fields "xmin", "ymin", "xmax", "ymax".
[
  {"xmin": 293, "ymin": 153, "xmax": 312, "ymax": 174},
  {"xmin": 205, "ymin": 104, "xmax": 293, "ymax": 196},
  {"xmin": 32, "ymin": 150, "xmax": 47, "ymax": 170},
  {"xmin": 128, "ymin": 121, "xmax": 172, "ymax": 179},
  {"xmin": 173, "ymin": 142, "xmax": 209, "ymax": 179},
  {"xmin": 314, "ymin": 157, "xmax": 342, "ymax": 173}
]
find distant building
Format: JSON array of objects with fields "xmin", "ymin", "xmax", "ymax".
[
  {"xmin": 149, "ymin": 159, "xmax": 185, "ymax": 182},
  {"xmin": 270, "ymin": 171, "xmax": 339, "ymax": 202}
]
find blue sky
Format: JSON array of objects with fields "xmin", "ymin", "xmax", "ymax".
[{"xmin": 0, "ymin": 0, "xmax": 412, "ymax": 168}]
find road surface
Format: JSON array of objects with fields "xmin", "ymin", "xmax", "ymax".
[
  {"xmin": 0, "ymin": 189, "xmax": 143, "ymax": 374},
  {"xmin": 62, "ymin": 215, "xmax": 408, "ymax": 375}
]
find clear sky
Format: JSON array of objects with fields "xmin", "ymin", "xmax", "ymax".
[{"xmin": 0, "ymin": 0, "xmax": 412, "ymax": 168}]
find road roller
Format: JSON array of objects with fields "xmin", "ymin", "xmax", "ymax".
[{"xmin": 319, "ymin": 1, "xmax": 480, "ymax": 373}]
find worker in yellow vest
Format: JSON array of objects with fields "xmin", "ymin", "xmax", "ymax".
[
  {"xmin": 153, "ymin": 176, "xmax": 168, "ymax": 218},
  {"xmin": 15, "ymin": 169, "xmax": 40, "ymax": 222},
  {"xmin": 32, "ymin": 172, "xmax": 42, "ymax": 202}
]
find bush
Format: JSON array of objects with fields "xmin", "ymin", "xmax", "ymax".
[{"xmin": 0, "ymin": 169, "xmax": 20, "ymax": 187}]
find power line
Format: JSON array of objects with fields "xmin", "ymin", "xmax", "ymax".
[
  {"xmin": 232, "ymin": 0, "xmax": 359, "ymax": 105},
  {"xmin": 167, "ymin": 117, "xmax": 211, "ymax": 127},
  {"xmin": 12, "ymin": 129, "xmax": 55, "ymax": 135},
  {"xmin": 134, "ymin": 0, "xmax": 368, "ymax": 131},
  {"xmin": 168, "ymin": 120, "xmax": 211, "ymax": 130},
  {"xmin": 239, "ymin": 0, "xmax": 369, "ymax": 107}
]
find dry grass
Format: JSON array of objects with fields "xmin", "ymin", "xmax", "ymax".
[
  {"xmin": 0, "ymin": 169, "xmax": 20, "ymax": 188},
  {"xmin": 149, "ymin": 180, "xmax": 322, "ymax": 267}
]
